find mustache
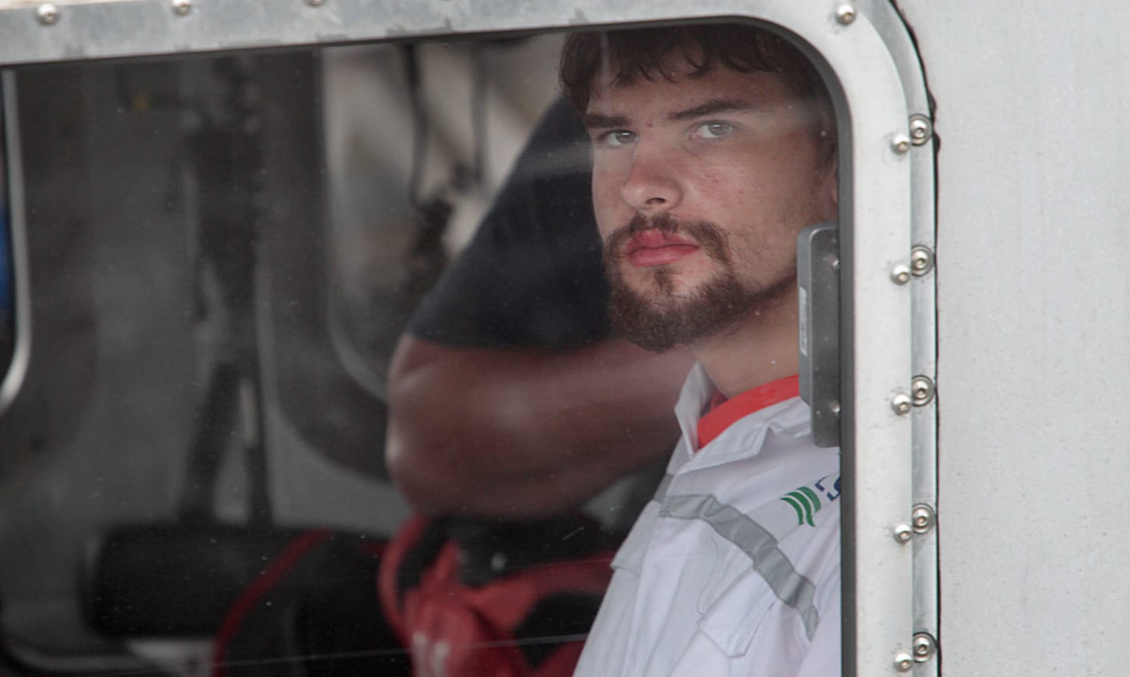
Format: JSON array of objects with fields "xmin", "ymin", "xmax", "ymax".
[{"xmin": 604, "ymin": 213, "xmax": 731, "ymax": 264}]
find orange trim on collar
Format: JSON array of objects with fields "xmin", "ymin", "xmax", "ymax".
[{"xmin": 696, "ymin": 374, "xmax": 800, "ymax": 449}]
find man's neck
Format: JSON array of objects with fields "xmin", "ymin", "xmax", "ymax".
[{"xmin": 689, "ymin": 294, "xmax": 799, "ymax": 398}]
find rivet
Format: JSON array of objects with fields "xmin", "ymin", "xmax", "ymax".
[
  {"xmin": 891, "ymin": 393, "xmax": 912, "ymax": 415},
  {"xmin": 892, "ymin": 133, "xmax": 911, "ymax": 154},
  {"xmin": 36, "ymin": 3, "xmax": 58, "ymax": 25},
  {"xmin": 894, "ymin": 652, "xmax": 914, "ymax": 672},
  {"xmin": 911, "ymin": 504, "xmax": 936, "ymax": 533},
  {"xmin": 911, "ymin": 375, "xmax": 935, "ymax": 406},
  {"xmin": 836, "ymin": 4, "xmax": 857, "ymax": 25},
  {"xmin": 172, "ymin": 0, "xmax": 192, "ymax": 15},
  {"xmin": 891, "ymin": 264, "xmax": 911, "ymax": 285},
  {"xmin": 910, "ymin": 114, "xmax": 933, "ymax": 145},
  {"xmin": 910, "ymin": 246, "xmax": 934, "ymax": 275},
  {"xmin": 893, "ymin": 523, "xmax": 913, "ymax": 544},
  {"xmin": 307, "ymin": 0, "xmax": 325, "ymax": 5},
  {"xmin": 830, "ymin": 402, "xmax": 841, "ymax": 418},
  {"xmin": 912, "ymin": 632, "xmax": 938, "ymax": 661}
]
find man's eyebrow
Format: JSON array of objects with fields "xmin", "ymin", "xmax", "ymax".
[
  {"xmin": 668, "ymin": 99, "xmax": 755, "ymax": 121},
  {"xmin": 582, "ymin": 112, "xmax": 631, "ymax": 129}
]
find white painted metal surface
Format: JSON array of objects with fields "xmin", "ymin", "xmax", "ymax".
[{"xmin": 897, "ymin": 1, "xmax": 1130, "ymax": 674}]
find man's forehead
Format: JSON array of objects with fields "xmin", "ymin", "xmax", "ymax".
[{"xmin": 586, "ymin": 67, "xmax": 797, "ymax": 117}]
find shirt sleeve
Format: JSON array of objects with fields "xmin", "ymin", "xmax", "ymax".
[{"xmin": 407, "ymin": 96, "xmax": 611, "ymax": 349}]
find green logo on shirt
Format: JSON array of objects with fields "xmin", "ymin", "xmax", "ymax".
[
  {"xmin": 781, "ymin": 487, "xmax": 822, "ymax": 527},
  {"xmin": 780, "ymin": 476, "xmax": 840, "ymax": 527}
]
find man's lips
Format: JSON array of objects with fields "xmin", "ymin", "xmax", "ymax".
[{"xmin": 623, "ymin": 229, "xmax": 701, "ymax": 267}]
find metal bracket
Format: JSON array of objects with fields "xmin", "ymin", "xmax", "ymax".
[{"xmin": 797, "ymin": 222, "xmax": 840, "ymax": 447}]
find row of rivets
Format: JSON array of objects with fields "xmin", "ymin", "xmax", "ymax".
[
  {"xmin": 897, "ymin": 115, "xmax": 933, "ymax": 154},
  {"xmin": 895, "ymin": 116, "xmax": 934, "ymax": 155},
  {"xmin": 35, "ymin": 0, "xmax": 326, "ymax": 25},
  {"xmin": 894, "ymin": 506, "xmax": 936, "ymax": 546},
  {"xmin": 895, "ymin": 632, "xmax": 939, "ymax": 670},
  {"xmin": 893, "ymin": 245, "xmax": 934, "ymax": 285},
  {"xmin": 840, "ymin": 9, "xmax": 937, "ymax": 674},
  {"xmin": 894, "ymin": 504, "xmax": 935, "ymax": 542},
  {"xmin": 893, "ymin": 376, "xmax": 934, "ymax": 414},
  {"xmin": 895, "ymin": 507, "xmax": 939, "ymax": 669}
]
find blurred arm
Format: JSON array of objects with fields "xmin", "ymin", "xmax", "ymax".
[{"xmin": 386, "ymin": 334, "xmax": 693, "ymax": 519}]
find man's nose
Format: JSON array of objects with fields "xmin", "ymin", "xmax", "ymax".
[{"xmin": 620, "ymin": 145, "xmax": 683, "ymax": 213}]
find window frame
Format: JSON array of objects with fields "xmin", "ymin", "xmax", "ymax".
[
  {"xmin": 0, "ymin": 71, "xmax": 30, "ymax": 416},
  {"xmin": 0, "ymin": 1, "xmax": 938, "ymax": 674}
]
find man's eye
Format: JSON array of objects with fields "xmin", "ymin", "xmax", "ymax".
[
  {"xmin": 600, "ymin": 130, "xmax": 637, "ymax": 148},
  {"xmin": 694, "ymin": 122, "xmax": 734, "ymax": 139}
]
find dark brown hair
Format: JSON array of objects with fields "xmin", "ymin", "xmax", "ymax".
[{"xmin": 560, "ymin": 24, "xmax": 835, "ymax": 157}]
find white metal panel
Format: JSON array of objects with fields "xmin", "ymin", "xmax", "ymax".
[{"xmin": 898, "ymin": 1, "xmax": 1130, "ymax": 674}]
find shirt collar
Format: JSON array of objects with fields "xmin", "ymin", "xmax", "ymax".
[
  {"xmin": 673, "ymin": 364, "xmax": 807, "ymax": 456},
  {"xmin": 696, "ymin": 374, "xmax": 800, "ymax": 449}
]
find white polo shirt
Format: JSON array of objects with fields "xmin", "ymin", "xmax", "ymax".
[{"xmin": 574, "ymin": 365, "xmax": 841, "ymax": 677}]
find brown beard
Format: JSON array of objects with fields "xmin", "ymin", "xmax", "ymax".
[{"xmin": 602, "ymin": 213, "xmax": 794, "ymax": 353}]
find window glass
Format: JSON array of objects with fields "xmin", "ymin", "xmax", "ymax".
[
  {"xmin": 323, "ymin": 37, "xmax": 563, "ymax": 382},
  {"xmin": 0, "ymin": 22, "xmax": 842, "ymax": 676}
]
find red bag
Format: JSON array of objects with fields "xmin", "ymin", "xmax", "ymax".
[{"xmin": 379, "ymin": 515, "xmax": 616, "ymax": 677}]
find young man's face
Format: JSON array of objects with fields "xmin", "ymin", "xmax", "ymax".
[{"xmin": 585, "ymin": 60, "xmax": 838, "ymax": 351}]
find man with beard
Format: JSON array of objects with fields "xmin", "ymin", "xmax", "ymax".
[{"xmin": 561, "ymin": 25, "xmax": 842, "ymax": 676}]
